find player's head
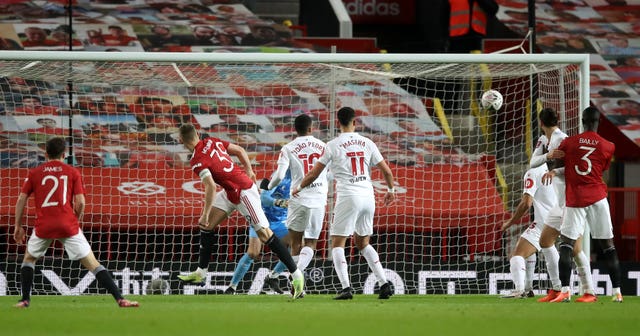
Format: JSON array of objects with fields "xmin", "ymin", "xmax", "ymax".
[
  {"xmin": 45, "ymin": 137, "xmax": 66, "ymax": 160},
  {"xmin": 582, "ymin": 106, "xmax": 600, "ymax": 132},
  {"xmin": 337, "ymin": 107, "xmax": 356, "ymax": 127},
  {"xmin": 178, "ymin": 123, "xmax": 199, "ymax": 149},
  {"xmin": 538, "ymin": 108, "xmax": 558, "ymax": 128},
  {"xmin": 294, "ymin": 114, "xmax": 312, "ymax": 135}
]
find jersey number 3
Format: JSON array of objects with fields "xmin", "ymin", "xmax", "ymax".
[{"xmin": 575, "ymin": 146, "xmax": 595, "ymax": 176}]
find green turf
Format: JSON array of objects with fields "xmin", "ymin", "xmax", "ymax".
[{"xmin": 1, "ymin": 295, "xmax": 638, "ymax": 336}]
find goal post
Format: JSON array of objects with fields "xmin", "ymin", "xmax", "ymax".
[{"xmin": 0, "ymin": 51, "xmax": 588, "ymax": 296}]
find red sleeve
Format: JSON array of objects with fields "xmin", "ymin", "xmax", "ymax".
[
  {"xmin": 20, "ymin": 170, "xmax": 34, "ymax": 195},
  {"xmin": 558, "ymin": 137, "xmax": 568, "ymax": 152},
  {"xmin": 218, "ymin": 138, "xmax": 230, "ymax": 149},
  {"xmin": 73, "ymin": 169, "xmax": 85, "ymax": 196}
]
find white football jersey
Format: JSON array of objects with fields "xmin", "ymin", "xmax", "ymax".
[
  {"xmin": 318, "ymin": 132, "xmax": 383, "ymax": 196},
  {"xmin": 522, "ymin": 164, "xmax": 558, "ymax": 226},
  {"xmin": 278, "ymin": 135, "xmax": 328, "ymax": 205},
  {"xmin": 530, "ymin": 128, "xmax": 568, "ymax": 207}
]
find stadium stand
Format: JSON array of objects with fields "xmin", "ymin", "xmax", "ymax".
[
  {"xmin": 0, "ymin": 1, "xmax": 638, "ymax": 290},
  {"xmin": 496, "ymin": 0, "xmax": 640, "ymax": 156},
  {"xmin": 0, "ymin": 0, "xmax": 512, "ymax": 268}
]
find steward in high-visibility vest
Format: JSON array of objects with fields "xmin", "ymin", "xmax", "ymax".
[{"xmin": 449, "ymin": 0, "xmax": 488, "ymax": 37}]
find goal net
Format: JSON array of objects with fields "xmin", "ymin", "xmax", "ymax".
[{"xmin": 0, "ymin": 51, "xmax": 587, "ymax": 296}]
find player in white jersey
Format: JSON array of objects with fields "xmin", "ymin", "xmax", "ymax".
[
  {"xmin": 265, "ymin": 114, "xmax": 329, "ymax": 285},
  {"xmin": 293, "ymin": 107, "xmax": 396, "ymax": 300},
  {"xmin": 529, "ymin": 108, "xmax": 596, "ymax": 303},
  {"xmin": 501, "ymin": 164, "xmax": 557, "ymax": 298}
]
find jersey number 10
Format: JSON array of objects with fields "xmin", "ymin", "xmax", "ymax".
[{"xmin": 298, "ymin": 153, "xmax": 321, "ymax": 174}]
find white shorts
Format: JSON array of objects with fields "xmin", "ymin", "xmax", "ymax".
[
  {"xmin": 561, "ymin": 198, "xmax": 613, "ymax": 240},
  {"xmin": 520, "ymin": 222, "xmax": 543, "ymax": 251},
  {"xmin": 287, "ymin": 200, "xmax": 325, "ymax": 239},
  {"xmin": 330, "ymin": 194, "xmax": 375, "ymax": 237},
  {"xmin": 544, "ymin": 205, "xmax": 564, "ymax": 231},
  {"xmin": 214, "ymin": 184, "xmax": 269, "ymax": 232},
  {"xmin": 27, "ymin": 230, "xmax": 92, "ymax": 260}
]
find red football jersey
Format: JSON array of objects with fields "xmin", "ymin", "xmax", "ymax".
[
  {"xmin": 558, "ymin": 131, "xmax": 615, "ymax": 207},
  {"xmin": 20, "ymin": 161, "xmax": 85, "ymax": 239},
  {"xmin": 190, "ymin": 137, "xmax": 253, "ymax": 204}
]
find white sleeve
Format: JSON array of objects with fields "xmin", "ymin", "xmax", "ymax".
[
  {"xmin": 268, "ymin": 149, "xmax": 289, "ymax": 190},
  {"xmin": 529, "ymin": 153, "xmax": 547, "ymax": 169},
  {"xmin": 318, "ymin": 144, "xmax": 333, "ymax": 166},
  {"xmin": 522, "ymin": 170, "xmax": 537, "ymax": 197},
  {"xmin": 370, "ymin": 142, "xmax": 384, "ymax": 166},
  {"xmin": 529, "ymin": 137, "xmax": 547, "ymax": 168}
]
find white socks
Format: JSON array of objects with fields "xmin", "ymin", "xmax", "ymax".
[
  {"xmin": 297, "ymin": 246, "xmax": 315, "ymax": 272},
  {"xmin": 510, "ymin": 256, "xmax": 526, "ymax": 292},
  {"xmin": 525, "ymin": 254, "xmax": 536, "ymax": 292},
  {"xmin": 332, "ymin": 247, "xmax": 350, "ymax": 289},
  {"xmin": 573, "ymin": 251, "xmax": 594, "ymax": 294},
  {"xmin": 541, "ymin": 246, "xmax": 561, "ymax": 290},
  {"xmin": 361, "ymin": 245, "xmax": 387, "ymax": 286}
]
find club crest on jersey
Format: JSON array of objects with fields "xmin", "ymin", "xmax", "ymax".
[{"xmin": 525, "ymin": 177, "xmax": 534, "ymax": 189}]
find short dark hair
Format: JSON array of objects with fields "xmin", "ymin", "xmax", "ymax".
[
  {"xmin": 538, "ymin": 108, "xmax": 558, "ymax": 127},
  {"xmin": 337, "ymin": 107, "xmax": 356, "ymax": 127},
  {"xmin": 582, "ymin": 106, "xmax": 600, "ymax": 131},
  {"xmin": 294, "ymin": 114, "xmax": 312, "ymax": 135},
  {"xmin": 46, "ymin": 137, "xmax": 66, "ymax": 159},
  {"xmin": 179, "ymin": 123, "xmax": 198, "ymax": 142}
]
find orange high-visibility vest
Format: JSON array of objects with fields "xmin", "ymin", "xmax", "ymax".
[{"xmin": 449, "ymin": 0, "xmax": 487, "ymax": 37}]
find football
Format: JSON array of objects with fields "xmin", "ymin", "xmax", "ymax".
[
  {"xmin": 146, "ymin": 278, "xmax": 169, "ymax": 295},
  {"xmin": 480, "ymin": 89, "xmax": 504, "ymax": 110}
]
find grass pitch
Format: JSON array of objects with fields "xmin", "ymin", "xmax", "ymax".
[{"xmin": 1, "ymin": 295, "xmax": 638, "ymax": 336}]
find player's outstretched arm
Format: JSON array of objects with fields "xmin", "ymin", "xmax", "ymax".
[{"xmin": 501, "ymin": 193, "xmax": 533, "ymax": 231}]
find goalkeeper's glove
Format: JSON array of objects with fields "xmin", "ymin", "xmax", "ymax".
[
  {"xmin": 274, "ymin": 199, "xmax": 289, "ymax": 208},
  {"xmin": 259, "ymin": 178, "xmax": 270, "ymax": 190}
]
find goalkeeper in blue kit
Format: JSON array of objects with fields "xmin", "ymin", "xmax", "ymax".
[{"xmin": 224, "ymin": 170, "xmax": 292, "ymax": 294}]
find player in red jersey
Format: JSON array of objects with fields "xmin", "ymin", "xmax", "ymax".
[
  {"xmin": 176, "ymin": 124, "xmax": 304, "ymax": 299},
  {"xmin": 546, "ymin": 106, "xmax": 623, "ymax": 302},
  {"xmin": 13, "ymin": 137, "xmax": 138, "ymax": 308}
]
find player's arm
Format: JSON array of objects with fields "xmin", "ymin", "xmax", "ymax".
[
  {"xmin": 13, "ymin": 192, "xmax": 28, "ymax": 244},
  {"xmin": 530, "ymin": 143, "xmax": 553, "ymax": 168},
  {"xmin": 268, "ymin": 163, "xmax": 288, "ymax": 190},
  {"xmin": 268, "ymin": 149, "xmax": 290, "ymax": 190},
  {"xmin": 227, "ymin": 143, "xmax": 256, "ymax": 182},
  {"xmin": 293, "ymin": 161, "xmax": 326, "ymax": 196},
  {"xmin": 73, "ymin": 194, "xmax": 86, "ymax": 222},
  {"xmin": 200, "ymin": 173, "xmax": 217, "ymax": 228},
  {"xmin": 501, "ymin": 193, "xmax": 534, "ymax": 231},
  {"xmin": 376, "ymin": 160, "xmax": 396, "ymax": 205}
]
